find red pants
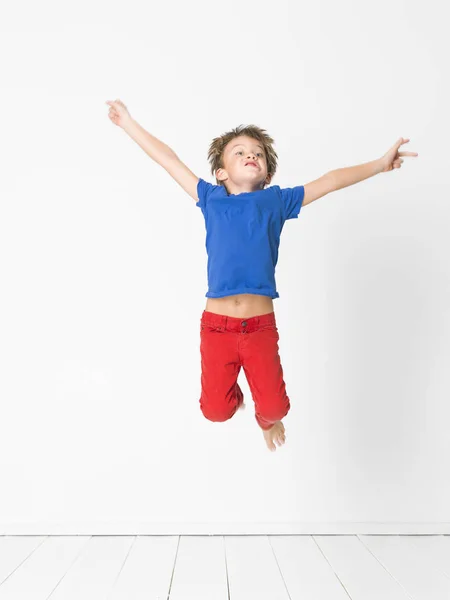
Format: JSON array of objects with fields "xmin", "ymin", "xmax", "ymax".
[{"xmin": 199, "ymin": 310, "xmax": 291, "ymax": 430}]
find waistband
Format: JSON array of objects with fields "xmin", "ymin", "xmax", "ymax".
[{"xmin": 201, "ymin": 310, "xmax": 276, "ymax": 333}]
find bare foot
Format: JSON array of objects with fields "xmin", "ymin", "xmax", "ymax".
[
  {"xmin": 238, "ymin": 401, "xmax": 246, "ymax": 411},
  {"xmin": 262, "ymin": 420, "xmax": 286, "ymax": 452}
]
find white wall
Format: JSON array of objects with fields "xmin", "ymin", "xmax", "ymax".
[{"xmin": 1, "ymin": 0, "xmax": 447, "ymax": 534}]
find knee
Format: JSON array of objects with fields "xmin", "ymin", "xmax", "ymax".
[
  {"xmin": 200, "ymin": 400, "xmax": 235, "ymax": 423},
  {"xmin": 259, "ymin": 397, "xmax": 290, "ymax": 422}
]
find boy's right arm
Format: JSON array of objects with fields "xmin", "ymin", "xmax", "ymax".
[{"xmin": 123, "ymin": 118, "xmax": 200, "ymax": 203}]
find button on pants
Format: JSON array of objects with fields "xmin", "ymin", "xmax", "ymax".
[{"xmin": 199, "ymin": 310, "xmax": 291, "ymax": 430}]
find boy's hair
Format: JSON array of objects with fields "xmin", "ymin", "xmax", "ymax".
[{"xmin": 207, "ymin": 124, "xmax": 278, "ymax": 189}]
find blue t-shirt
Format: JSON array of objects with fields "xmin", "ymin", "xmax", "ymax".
[{"xmin": 196, "ymin": 178, "xmax": 305, "ymax": 299}]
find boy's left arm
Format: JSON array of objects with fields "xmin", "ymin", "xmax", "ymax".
[{"xmin": 303, "ymin": 137, "xmax": 418, "ymax": 207}]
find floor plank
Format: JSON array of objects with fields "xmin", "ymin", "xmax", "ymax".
[
  {"xmin": 45, "ymin": 536, "xmax": 134, "ymax": 600},
  {"xmin": 225, "ymin": 536, "xmax": 291, "ymax": 600},
  {"xmin": 270, "ymin": 535, "xmax": 351, "ymax": 599},
  {"xmin": 314, "ymin": 535, "xmax": 412, "ymax": 599},
  {"xmin": 108, "ymin": 536, "xmax": 178, "ymax": 600},
  {"xmin": 0, "ymin": 536, "xmax": 88, "ymax": 600},
  {"xmin": 0, "ymin": 536, "xmax": 47, "ymax": 587},
  {"xmin": 360, "ymin": 534, "xmax": 450, "ymax": 600},
  {"xmin": 169, "ymin": 536, "xmax": 229, "ymax": 600},
  {"xmin": 405, "ymin": 535, "xmax": 450, "ymax": 578}
]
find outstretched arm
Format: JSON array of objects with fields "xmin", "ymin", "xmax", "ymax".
[
  {"xmin": 106, "ymin": 99, "xmax": 199, "ymax": 202},
  {"xmin": 303, "ymin": 137, "xmax": 418, "ymax": 207}
]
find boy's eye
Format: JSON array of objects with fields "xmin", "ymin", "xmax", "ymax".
[{"xmin": 236, "ymin": 151, "xmax": 263, "ymax": 156}]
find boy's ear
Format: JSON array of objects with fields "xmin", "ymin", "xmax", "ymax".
[{"xmin": 216, "ymin": 167, "xmax": 227, "ymax": 183}]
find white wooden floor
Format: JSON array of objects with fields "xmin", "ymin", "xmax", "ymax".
[{"xmin": 0, "ymin": 535, "xmax": 449, "ymax": 599}]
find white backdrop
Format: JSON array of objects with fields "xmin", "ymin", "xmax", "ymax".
[{"xmin": 1, "ymin": 0, "xmax": 448, "ymax": 534}]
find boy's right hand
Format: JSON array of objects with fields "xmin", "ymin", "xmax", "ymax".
[{"xmin": 105, "ymin": 99, "xmax": 133, "ymax": 129}]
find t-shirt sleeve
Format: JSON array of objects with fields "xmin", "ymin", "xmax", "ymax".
[
  {"xmin": 278, "ymin": 185, "xmax": 305, "ymax": 220},
  {"xmin": 196, "ymin": 177, "xmax": 216, "ymax": 210}
]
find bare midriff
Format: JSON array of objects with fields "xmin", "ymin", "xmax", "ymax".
[{"xmin": 204, "ymin": 293, "xmax": 274, "ymax": 319}]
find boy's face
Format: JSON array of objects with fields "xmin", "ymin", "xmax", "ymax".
[{"xmin": 216, "ymin": 135, "xmax": 271, "ymax": 192}]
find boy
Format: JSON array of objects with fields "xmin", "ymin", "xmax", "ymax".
[{"xmin": 106, "ymin": 99, "xmax": 418, "ymax": 452}]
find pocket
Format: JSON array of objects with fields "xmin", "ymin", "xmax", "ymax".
[
  {"xmin": 259, "ymin": 324, "xmax": 279, "ymax": 340},
  {"xmin": 259, "ymin": 324, "xmax": 278, "ymax": 333},
  {"xmin": 200, "ymin": 324, "xmax": 221, "ymax": 333}
]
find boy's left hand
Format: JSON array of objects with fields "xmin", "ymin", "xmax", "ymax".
[{"xmin": 380, "ymin": 137, "xmax": 418, "ymax": 173}]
